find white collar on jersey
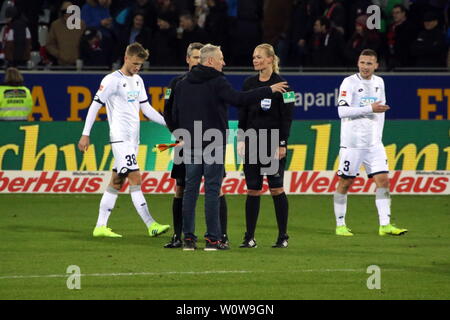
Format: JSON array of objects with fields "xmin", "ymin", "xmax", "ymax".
[{"xmin": 357, "ymin": 73, "xmax": 374, "ymax": 81}]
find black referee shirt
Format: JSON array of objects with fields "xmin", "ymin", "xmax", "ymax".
[{"xmin": 238, "ymin": 73, "xmax": 294, "ymax": 146}]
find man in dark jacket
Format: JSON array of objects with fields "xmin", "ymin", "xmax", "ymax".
[
  {"xmin": 411, "ymin": 11, "xmax": 447, "ymax": 68},
  {"xmin": 163, "ymin": 42, "xmax": 228, "ymax": 249},
  {"xmin": 172, "ymin": 44, "xmax": 288, "ymax": 251},
  {"xmin": 386, "ymin": 4, "xmax": 418, "ymax": 69},
  {"xmin": 323, "ymin": 0, "xmax": 346, "ymax": 35},
  {"xmin": 176, "ymin": 12, "xmax": 209, "ymax": 65},
  {"xmin": 307, "ymin": 16, "xmax": 345, "ymax": 68},
  {"xmin": 80, "ymin": 27, "xmax": 112, "ymax": 67},
  {"xmin": 3, "ymin": 6, "xmax": 31, "ymax": 67}
]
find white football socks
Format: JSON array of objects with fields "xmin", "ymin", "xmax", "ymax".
[
  {"xmin": 333, "ymin": 192, "xmax": 347, "ymax": 227},
  {"xmin": 130, "ymin": 185, "xmax": 155, "ymax": 228},
  {"xmin": 96, "ymin": 186, "xmax": 118, "ymax": 227},
  {"xmin": 375, "ymin": 187, "xmax": 391, "ymax": 226}
]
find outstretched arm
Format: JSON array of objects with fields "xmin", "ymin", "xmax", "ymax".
[{"xmin": 216, "ymin": 77, "xmax": 288, "ymax": 106}]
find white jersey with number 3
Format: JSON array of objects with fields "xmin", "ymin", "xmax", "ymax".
[{"xmin": 337, "ymin": 73, "xmax": 386, "ymax": 149}]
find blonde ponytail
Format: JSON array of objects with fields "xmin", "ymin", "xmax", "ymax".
[{"xmin": 273, "ymin": 54, "xmax": 280, "ymax": 74}]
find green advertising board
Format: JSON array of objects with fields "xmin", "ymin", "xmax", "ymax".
[{"xmin": 0, "ymin": 121, "xmax": 448, "ymax": 171}]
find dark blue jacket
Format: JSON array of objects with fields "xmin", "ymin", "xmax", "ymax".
[{"xmin": 172, "ymin": 64, "xmax": 272, "ymax": 148}]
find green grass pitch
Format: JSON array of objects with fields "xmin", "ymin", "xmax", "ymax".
[{"xmin": 0, "ymin": 194, "xmax": 449, "ymax": 300}]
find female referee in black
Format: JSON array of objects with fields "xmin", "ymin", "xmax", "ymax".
[{"xmin": 237, "ymin": 43, "xmax": 294, "ymax": 248}]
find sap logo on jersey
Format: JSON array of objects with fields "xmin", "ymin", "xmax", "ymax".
[
  {"xmin": 360, "ymin": 97, "xmax": 377, "ymax": 107},
  {"xmin": 127, "ymin": 91, "xmax": 139, "ymax": 102}
]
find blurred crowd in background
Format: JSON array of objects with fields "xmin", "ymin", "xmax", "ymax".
[{"xmin": 0, "ymin": 0, "xmax": 449, "ymax": 71}]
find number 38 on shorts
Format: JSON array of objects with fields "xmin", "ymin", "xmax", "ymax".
[
  {"xmin": 111, "ymin": 142, "xmax": 140, "ymax": 177},
  {"xmin": 337, "ymin": 144, "xmax": 389, "ymax": 179}
]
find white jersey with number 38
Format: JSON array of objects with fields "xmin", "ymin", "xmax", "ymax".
[
  {"xmin": 337, "ymin": 73, "xmax": 386, "ymax": 149},
  {"xmin": 94, "ymin": 70, "xmax": 148, "ymax": 145}
]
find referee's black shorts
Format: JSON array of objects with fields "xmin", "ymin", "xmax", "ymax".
[
  {"xmin": 171, "ymin": 163, "xmax": 186, "ymax": 187},
  {"xmin": 243, "ymin": 158, "xmax": 286, "ymax": 191},
  {"xmin": 170, "ymin": 146, "xmax": 186, "ymax": 187}
]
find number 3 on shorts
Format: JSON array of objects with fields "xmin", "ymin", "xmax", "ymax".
[
  {"xmin": 125, "ymin": 154, "xmax": 137, "ymax": 166},
  {"xmin": 343, "ymin": 160, "xmax": 350, "ymax": 172}
]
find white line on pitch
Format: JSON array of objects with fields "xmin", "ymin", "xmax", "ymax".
[
  {"xmin": 0, "ymin": 270, "xmax": 250, "ymax": 280},
  {"xmin": 0, "ymin": 268, "xmax": 403, "ymax": 280}
]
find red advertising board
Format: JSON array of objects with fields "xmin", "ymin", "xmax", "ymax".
[{"xmin": 1, "ymin": 171, "xmax": 448, "ymax": 195}]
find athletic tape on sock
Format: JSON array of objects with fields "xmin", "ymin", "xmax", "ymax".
[
  {"xmin": 129, "ymin": 185, "xmax": 142, "ymax": 192},
  {"xmin": 376, "ymin": 188, "xmax": 390, "ymax": 200},
  {"xmin": 333, "ymin": 192, "xmax": 347, "ymax": 204},
  {"xmin": 106, "ymin": 185, "xmax": 119, "ymax": 194}
]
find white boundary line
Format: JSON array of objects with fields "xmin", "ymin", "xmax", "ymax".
[
  {"xmin": 0, "ymin": 270, "xmax": 250, "ymax": 280},
  {"xmin": 0, "ymin": 269, "xmax": 403, "ymax": 280}
]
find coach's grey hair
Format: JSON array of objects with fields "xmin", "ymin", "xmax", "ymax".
[
  {"xmin": 199, "ymin": 44, "xmax": 221, "ymax": 64},
  {"xmin": 186, "ymin": 42, "xmax": 204, "ymax": 58}
]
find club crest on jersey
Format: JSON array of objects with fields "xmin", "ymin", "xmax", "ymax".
[
  {"xmin": 360, "ymin": 96, "xmax": 377, "ymax": 107},
  {"xmin": 341, "ymin": 91, "xmax": 347, "ymax": 97},
  {"xmin": 127, "ymin": 90, "xmax": 139, "ymax": 102}
]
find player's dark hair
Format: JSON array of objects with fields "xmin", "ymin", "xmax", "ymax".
[
  {"xmin": 360, "ymin": 49, "xmax": 378, "ymax": 61},
  {"xmin": 125, "ymin": 42, "xmax": 149, "ymax": 60}
]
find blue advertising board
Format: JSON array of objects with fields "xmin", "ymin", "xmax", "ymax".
[{"xmin": 17, "ymin": 72, "xmax": 450, "ymax": 121}]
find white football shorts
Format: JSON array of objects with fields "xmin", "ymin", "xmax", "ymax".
[
  {"xmin": 337, "ymin": 144, "xmax": 389, "ymax": 178},
  {"xmin": 111, "ymin": 142, "xmax": 139, "ymax": 176}
]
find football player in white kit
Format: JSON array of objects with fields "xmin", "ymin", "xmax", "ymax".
[
  {"xmin": 78, "ymin": 43, "xmax": 170, "ymax": 238},
  {"xmin": 333, "ymin": 49, "xmax": 408, "ymax": 237}
]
